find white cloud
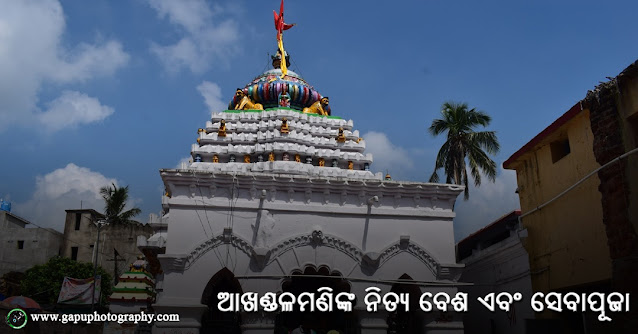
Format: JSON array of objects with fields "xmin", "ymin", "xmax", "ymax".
[
  {"xmin": 147, "ymin": 0, "xmax": 213, "ymax": 33},
  {"xmin": 49, "ymin": 41, "xmax": 129, "ymax": 83},
  {"xmin": 362, "ymin": 131, "xmax": 416, "ymax": 179},
  {"xmin": 38, "ymin": 91, "xmax": 114, "ymax": 132},
  {"xmin": 197, "ymin": 81, "xmax": 225, "ymax": 113},
  {"xmin": 147, "ymin": 0, "xmax": 239, "ymax": 73},
  {"xmin": 15, "ymin": 164, "xmax": 119, "ymax": 231},
  {"xmin": 453, "ymin": 166, "xmax": 520, "ymax": 242},
  {"xmin": 0, "ymin": 0, "xmax": 128, "ymax": 132}
]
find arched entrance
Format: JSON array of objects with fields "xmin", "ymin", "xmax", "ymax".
[
  {"xmin": 274, "ymin": 266, "xmax": 358, "ymax": 334},
  {"xmin": 386, "ymin": 274, "xmax": 424, "ymax": 334},
  {"xmin": 201, "ymin": 268, "xmax": 243, "ymax": 334}
]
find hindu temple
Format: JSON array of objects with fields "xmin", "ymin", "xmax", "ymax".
[{"xmin": 143, "ymin": 3, "xmax": 465, "ymax": 333}]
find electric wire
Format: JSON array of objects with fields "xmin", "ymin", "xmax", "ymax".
[
  {"xmin": 520, "ymin": 146, "xmax": 638, "ymax": 219},
  {"xmin": 192, "ymin": 171, "xmax": 226, "ymax": 269}
]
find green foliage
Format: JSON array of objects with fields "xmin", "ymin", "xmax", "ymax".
[
  {"xmin": 20, "ymin": 256, "xmax": 112, "ymax": 306},
  {"xmin": 100, "ymin": 183, "xmax": 142, "ymax": 225},
  {"xmin": 429, "ymin": 101, "xmax": 500, "ymax": 199}
]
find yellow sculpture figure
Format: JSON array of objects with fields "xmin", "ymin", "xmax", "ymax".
[
  {"xmin": 269, "ymin": 152, "xmax": 275, "ymax": 162},
  {"xmin": 280, "ymin": 117, "xmax": 290, "ymax": 134},
  {"xmin": 295, "ymin": 154, "xmax": 301, "ymax": 163},
  {"xmin": 337, "ymin": 127, "xmax": 346, "ymax": 143},
  {"xmin": 234, "ymin": 89, "xmax": 264, "ymax": 111},
  {"xmin": 348, "ymin": 161, "xmax": 354, "ymax": 170},
  {"xmin": 244, "ymin": 155, "xmax": 251, "ymax": 163},
  {"xmin": 218, "ymin": 119, "xmax": 227, "ymax": 137},
  {"xmin": 303, "ymin": 97, "xmax": 330, "ymax": 116},
  {"xmin": 213, "ymin": 155, "xmax": 219, "ymax": 163},
  {"xmin": 319, "ymin": 158, "xmax": 325, "ymax": 167}
]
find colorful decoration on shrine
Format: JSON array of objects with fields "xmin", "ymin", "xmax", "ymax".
[
  {"xmin": 295, "ymin": 154, "xmax": 301, "ymax": 163},
  {"xmin": 303, "ymin": 97, "xmax": 331, "ymax": 116},
  {"xmin": 278, "ymin": 92, "xmax": 291, "ymax": 107},
  {"xmin": 213, "ymin": 155, "xmax": 219, "ymax": 163},
  {"xmin": 228, "ymin": 79, "xmax": 324, "ymax": 112},
  {"xmin": 319, "ymin": 158, "xmax": 325, "ymax": 167},
  {"xmin": 348, "ymin": 161, "xmax": 354, "ymax": 170},
  {"xmin": 273, "ymin": 0, "xmax": 295, "ymax": 79},
  {"xmin": 108, "ymin": 257, "xmax": 155, "ymax": 311},
  {"xmin": 269, "ymin": 152, "xmax": 275, "ymax": 162},
  {"xmin": 244, "ymin": 155, "xmax": 251, "ymax": 163}
]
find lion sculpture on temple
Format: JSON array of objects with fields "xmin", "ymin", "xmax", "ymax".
[
  {"xmin": 303, "ymin": 97, "xmax": 330, "ymax": 116},
  {"xmin": 233, "ymin": 89, "xmax": 264, "ymax": 111}
]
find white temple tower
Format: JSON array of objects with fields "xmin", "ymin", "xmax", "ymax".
[{"xmin": 145, "ymin": 53, "xmax": 465, "ymax": 334}]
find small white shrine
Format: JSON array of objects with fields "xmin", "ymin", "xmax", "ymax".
[{"xmin": 144, "ymin": 22, "xmax": 464, "ymax": 333}]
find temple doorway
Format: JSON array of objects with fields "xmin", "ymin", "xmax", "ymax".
[
  {"xmin": 274, "ymin": 266, "xmax": 358, "ymax": 334},
  {"xmin": 386, "ymin": 274, "xmax": 424, "ymax": 334},
  {"xmin": 201, "ymin": 268, "xmax": 243, "ymax": 334}
]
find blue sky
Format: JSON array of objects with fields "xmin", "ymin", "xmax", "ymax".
[{"xmin": 1, "ymin": 0, "xmax": 637, "ymax": 241}]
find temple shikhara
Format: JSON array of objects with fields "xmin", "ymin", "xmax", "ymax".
[{"xmin": 143, "ymin": 2, "xmax": 464, "ymax": 333}]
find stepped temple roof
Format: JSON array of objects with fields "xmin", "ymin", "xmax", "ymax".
[{"xmin": 184, "ymin": 48, "xmax": 380, "ymax": 180}]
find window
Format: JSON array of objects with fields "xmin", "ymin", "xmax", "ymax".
[
  {"xmin": 551, "ymin": 138, "xmax": 571, "ymax": 163},
  {"xmin": 71, "ymin": 247, "xmax": 78, "ymax": 261},
  {"xmin": 17, "ymin": 240, "xmax": 24, "ymax": 249},
  {"xmin": 75, "ymin": 213, "xmax": 82, "ymax": 230}
]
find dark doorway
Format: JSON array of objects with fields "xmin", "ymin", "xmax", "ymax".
[
  {"xmin": 201, "ymin": 268, "xmax": 242, "ymax": 334},
  {"xmin": 386, "ymin": 274, "xmax": 424, "ymax": 334},
  {"xmin": 274, "ymin": 266, "xmax": 358, "ymax": 334}
]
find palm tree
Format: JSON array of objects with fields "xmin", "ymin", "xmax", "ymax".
[
  {"xmin": 428, "ymin": 102, "xmax": 500, "ymax": 200},
  {"xmin": 99, "ymin": 183, "xmax": 141, "ymax": 224}
]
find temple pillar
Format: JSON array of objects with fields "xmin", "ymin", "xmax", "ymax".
[
  {"xmin": 239, "ymin": 311, "xmax": 277, "ymax": 334},
  {"xmin": 152, "ymin": 303, "xmax": 207, "ymax": 334},
  {"xmin": 356, "ymin": 307, "xmax": 389, "ymax": 334}
]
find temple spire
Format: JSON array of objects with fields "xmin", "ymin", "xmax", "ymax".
[{"xmin": 273, "ymin": 0, "xmax": 295, "ymax": 79}]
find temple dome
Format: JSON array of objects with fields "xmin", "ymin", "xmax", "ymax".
[{"xmin": 228, "ymin": 68, "xmax": 326, "ymax": 112}]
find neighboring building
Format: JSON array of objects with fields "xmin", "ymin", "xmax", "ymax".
[
  {"xmin": 0, "ymin": 209, "xmax": 62, "ymax": 276},
  {"xmin": 143, "ymin": 52, "xmax": 466, "ymax": 333},
  {"xmin": 504, "ymin": 60, "xmax": 638, "ymax": 332},
  {"xmin": 61, "ymin": 209, "xmax": 153, "ymax": 284},
  {"xmin": 457, "ymin": 210, "xmax": 534, "ymax": 334}
]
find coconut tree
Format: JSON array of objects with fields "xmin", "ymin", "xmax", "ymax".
[
  {"xmin": 428, "ymin": 102, "xmax": 500, "ymax": 199},
  {"xmin": 99, "ymin": 183, "xmax": 141, "ymax": 224}
]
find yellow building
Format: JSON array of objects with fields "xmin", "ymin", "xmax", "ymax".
[
  {"xmin": 504, "ymin": 60, "xmax": 638, "ymax": 332},
  {"xmin": 504, "ymin": 103, "xmax": 611, "ymax": 293}
]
